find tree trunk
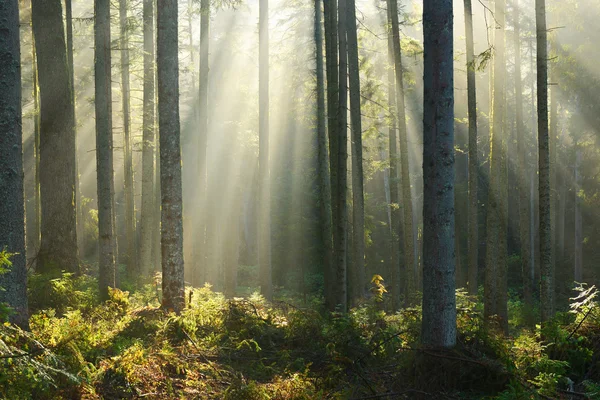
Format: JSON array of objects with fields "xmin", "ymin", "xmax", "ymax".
[
  {"xmin": 386, "ymin": 4, "xmax": 402, "ymax": 311},
  {"xmin": 484, "ymin": 0, "xmax": 508, "ymax": 334},
  {"xmin": 32, "ymin": 30, "xmax": 41, "ymax": 257},
  {"xmin": 514, "ymin": 0, "xmax": 533, "ymax": 313},
  {"xmin": 197, "ymin": 0, "xmax": 209, "ymax": 286},
  {"xmin": 315, "ymin": 0, "xmax": 334, "ymax": 307},
  {"xmin": 464, "ymin": 0, "xmax": 478, "ymax": 296},
  {"xmin": 259, "ymin": 0, "xmax": 272, "ymax": 301},
  {"xmin": 388, "ymin": 0, "xmax": 416, "ymax": 302},
  {"xmin": 574, "ymin": 148, "xmax": 582, "ymax": 282},
  {"xmin": 32, "ymin": 0, "xmax": 79, "ymax": 273},
  {"xmin": 550, "ymin": 40, "xmax": 558, "ymax": 287},
  {"xmin": 346, "ymin": 0, "xmax": 365, "ymax": 304},
  {"xmin": 139, "ymin": 0, "xmax": 155, "ymax": 275},
  {"xmin": 421, "ymin": 0, "xmax": 456, "ymax": 349},
  {"xmin": 65, "ymin": 0, "xmax": 83, "ymax": 258},
  {"xmin": 0, "ymin": 0, "xmax": 28, "ymax": 328},
  {"xmin": 157, "ymin": 0, "xmax": 185, "ymax": 313},
  {"xmin": 536, "ymin": 0, "xmax": 553, "ymax": 323},
  {"xmin": 323, "ymin": 0, "xmax": 340, "ymax": 311},
  {"xmin": 335, "ymin": 0, "xmax": 349, "ymax": 313},
  {"xmin": 94, "ymin": 0, "xmax": 116, "ymax": 300},
  {"xmin": 120, "ymin": 0, "xmax": 137, "ymax": 278}
]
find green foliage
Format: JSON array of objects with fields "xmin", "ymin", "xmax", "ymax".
[
  {"xmin": 28, "ymin": 271, "xmax": 98, "ymax": 315},
  {"xmin": 0, "ymin": 251, "xmax": 15, "ymax": 322}
]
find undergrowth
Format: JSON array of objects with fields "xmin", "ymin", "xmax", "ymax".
[{"xmin": 1, "ymin": 272, "xmax": 600, "ymax": 399}]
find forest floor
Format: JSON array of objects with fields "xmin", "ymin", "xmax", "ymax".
[{"xmin": 2, "ymin": 271, "xmax": 600, "ymax": 399}]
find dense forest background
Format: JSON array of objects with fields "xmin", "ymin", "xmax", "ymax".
[{"xmin": 1, "ymin": 0, "xmax": 600, "ymax": 398}]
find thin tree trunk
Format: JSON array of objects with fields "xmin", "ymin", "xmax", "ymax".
[
  {"xmin": 197, "ymin": 0, "xmax": 209, "ymax": 285},
  {"xmin": 550, "ymin": 40, "xmax": 558, "ymax": 287},
  {"xmin": 386, "ymin": 4, "xmax": 401, "ymax": 311},
  {"xmin": 536, "ymin": 0, "xmax": 553, "ymax": 323},
  {"xmin": 485, "ymin": 0, "xmax": 508, "ymax": 334},
  {"xmin": 347, "ymin": 0, "xmax": 365, "ymax": 304},
  {"xmin": 32, "ymin": 0, "xmax": 79, "ymax": 273},
  {"xmin": 0, "ymin": 0, "xmax": 28, "ymax": 328},
  {"xmin": 421, "ymin": 0, "xmax": 456, "ymax": 349},
  {"xmin": 323, "ymin": 0, "xmax": 340, "ymax": 311},
  {"xmin": 32, "ymin": 28, "xmax": 41, "ymax": 256},
  {"xmin": 259, "ymin": 0, "xmax": 272, "ymax": 301},
  {"xmin": 140, "ymin": 0, "xmax": 155, "ymax": 275},
  {"xmin": 65, "ymin": 0, "xmax": 83, "ymax": 258},
  {"xmin": 335, "ymin": 0, "xmax": 349, "ymax": 312},
  {"xmin": 120, "ymin": 0, "xmax": 136, "ymax": 278},
  {"xmin": 94, "ymin": 0, "xmax": 116, "ymax": 300},
  {"xmin": 574, "ymin": 148, "xmax": 582, "ymax": 282},
  {"xmin": 464, "ymin": 0, "xmax": 478, "ymax": 296},
  {"xmin": 315, "ymin": 0, "xmax": 334, "ymax": 306},
  {"xmin": 157, "ymin": 0, "xmax": 185, "ymax": 313},
  {"xmin": 389, "ymin": 0, "xmax": 416, "ymax": 301},
  {"xmin": 514, "ymin": 0, "xmax": 532, "ymax": 313}
]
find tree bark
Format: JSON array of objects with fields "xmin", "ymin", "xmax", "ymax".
[
  {"xmin": 139, "ymin": 0, "xmax": 155, "ymax": 275},
  {"xmin": 157, "ymin": 0, "xmax": 185, "ymax": 313},
  {"xmin": 421, "ymin": 0, "xmax": 456, "ymax": 349},
  {"xmin": 388, "ymin": 0, "xmax": 416, "ymax": 301},
  {"xmin": 32, "ymin": 29, "xmax": 41, "ymax": 257},
  {"xmin": 0, "ymin": 0, "xmax": 28, "ymax": 328},
  {"xmin": 485, "ymin": 0, "xmax": 508, "ymax": 334},
  {"xmin": 464, "ymin": 0, "xmax": 479, "ymax": 296},
  {"xmin": 197, "ymin": 0, "xmax": 209, "ymax": 286},
  {"xmin": 315, "ymin": 0, "xmax": 334, "ymax": 307},
  {"xmin": 386, "ymin": 4, "xmax": 402, "ymax": 311},
  {"xmin": 536, "ymin": 0, "xmax": 553, "ymax": 323},
  {"xmin": 335, "ymin": 0, "xmax": 349, "ymax": 313},
  {"xmin": 259, "ymin": 0, "xmax": 272, "ymax": 301},
  {"xmin": 323, "ymin": 0, "xmax": 340, "ymax": 311},
  {"xmin": 514, "ymin": 0, "xmax": 533, "ymax": 314},
  {"xmin": 347, "ymin": 0, "xmax": 365, "ymax": 304},
  {"xmin": 65, "ymin": 0, "xmax": 83, "ymax": 258},
  {"xmin": 574, "ymin": 148, "xmax": 582, "ymax": 282},
  {"xmin": 32, "ymin": 0, "xmax": 79, "ymax": 273},
  {"xmin": 94, "ymin": 0, "xmax": 116, "ymax": 300},
  {"xmin": 120, "ymin": 0, "xmax": 137, "ymax": 278}
]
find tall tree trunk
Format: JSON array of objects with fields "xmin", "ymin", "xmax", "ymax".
[
  {"xmin": 335, "ymin": 0, "xmax": 349, "ymax": 312},
  {"xmin": 422, "ymin": 0, "xmax": 456, "ymax": 349},
  {"xmin": 557, "ymin": 132, "xmax": 566, "ymax": 268},
  {"xmin": 157, "ymin": 0, "xmax": 185, "ymax": 313},
  {"xmin": 514, "ymin": 0, "xmax": 532, "ymax": 313},
  {"xmin": 140, "ymin": 0, "xmax": 155, "ymax": 274},
  {"xmin": 65, "ymin": 0, "xmax": 83, "ymax": 257},
  {"xmin": 32, "ymin": 29, "xmax": 41, "ymax": 256},
  {"xmin": 536, "ymin": 0, "xmax": 553, "ymax": 323},
  {"xmin": 94, "ymin": 0, "xmax": 116, "ymax": 300},
  {"xmin": 485, "ymin": 0, "xmax": 508, "ymax": 334},
  {"xmin": 323, "ymin": 0, "xmax": 340, "ymax": 311},
  {"xmin": 550, "ymin": 40, "xmax": 558, "ymax": 287},
  {"xmin": 315, "ymin": 0, "xmax": 334, "ymax": 306},
  {"xmin": 32, "ymin": 0, "xmax": 79, "ymax": 273},
  {"xmin": 347, "ymin": 0, "xmax": 365, "ymax": 304},
  {"xmin": 386, "ymin": 4, "xmax": 402, "ymax": 311},
  {"xmin": 574, "ymin": 147, "xmax": 582, "ymax": 282},
  {"xmin": 389, "ymin": 0, "xmax": 416, "ymax": 300},
  {"xmin": 197, "ymin": 0, "xmax": 209, "ymax": 285},
  {"xmin": 259, "ymin": 0, "xmax": 272, "ymax": 301},
  {"xmin": 0, "ymin": 0, "xmax": 28, "ymax": 328},
  {"xmin": 224, "ymin": 195, "xmax": 240, "ymax": 298},
  {"xmin": 120, "ymin": 0, "xmax": 136, "ymax": 278},
  {"xmin": 464, "ymin": 0, "xmax": 478, "ymax": 296}
]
